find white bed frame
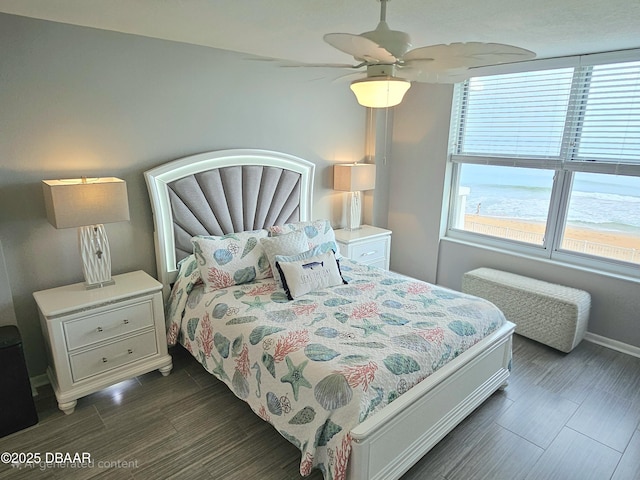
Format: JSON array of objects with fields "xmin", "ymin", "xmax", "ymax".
[{"xmin": 145, "ymin": 149, "xmax": 515, "ymax": 480}]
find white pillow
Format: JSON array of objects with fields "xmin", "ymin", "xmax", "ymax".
[
  {"xmin": 259, "ymin": 230, "xmax": 308, "ymax": 286},
  {"xmin": 268, "ymin": 219, "xmax": 341, "ymax": 258},
  {"xmin": 275, "ymin": 249, "xmax": 346, "ymax": 300},
  {"xmin": 192, "ymin": 230, "xmax": 270, "ymax": 291}
]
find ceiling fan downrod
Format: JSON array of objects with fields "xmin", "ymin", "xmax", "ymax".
[{"xmin": 380, "ymin": 0, "xmax": 388, "ymax": 22}]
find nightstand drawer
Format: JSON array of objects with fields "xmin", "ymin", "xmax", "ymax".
[
  {"xmin": 69, "ymin": 330, "xmax": 158, "ymax": 382},
  {"xmin": 64, "ymin": 300, "xmax": 154, "ymax": 350},
  {"xmin": 365, "ymin": 258, "xmax": 388, "ymax": 270},
  {"xmin": 350, "ymin": 238, "xmax": 387, "ymax": 264}
]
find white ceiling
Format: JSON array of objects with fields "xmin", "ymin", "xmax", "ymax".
[{"xmin": 1, "ymin": 0, "xmax": 639, "ymax": 65}]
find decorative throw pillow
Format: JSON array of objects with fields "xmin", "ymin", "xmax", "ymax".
[
  {"xmin": 275, "ymin": 249, "xmax": 347, "ymax": 300},
  {"xmin": 273, "ymin": 245, "xmax": 323, "ymax": 268},
  {"xmin": 268, "ymin": 219, "xmax": 341, "ymax": 258},
  {"xmin": 192, "ymin": 229, "xmax": 270, "ymax": 291},
  {"xmin": 259, "ymin": 230, "xmax": 309, "ymax": 286}
]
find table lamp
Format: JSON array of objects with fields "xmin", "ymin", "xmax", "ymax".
[
  {"xmin": 334, "ymin": 163, "xmax": 376, "ymax": 230},
  {"xmin": 42, "ymin": 177, "xmax": 130, "ymax": 289}
]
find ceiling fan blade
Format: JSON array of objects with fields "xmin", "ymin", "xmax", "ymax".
[
  {"xmin": 280, "ymin": 62, "xmax": 362, "ymax": 69},
  {"xmin": 324, "ymin": 33, "xmax": 398, "ymax": 64},
  {"xmin": 402, "ymin": 65, "xmax": 472, "ymax": 84},
  {"xmin": 332, "ymin": 71, "xmax": 368, "ymax": 84},
  {"xmin": 403, "ymin": 42, "xmax": 535, "ymax": 70},
  {"xmin": 246, "ymin": 56, "xmax": 361, "ymax": 70},
  {"xmin": 398, "ymin": 59, "xmax": 434, "ymax": 71}
]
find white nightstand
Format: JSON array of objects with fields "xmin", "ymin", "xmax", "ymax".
[
  {"xmin": 335, "ymin": 225, "xmax": 392, "ymax": 270},
  {"xmin": 33, "ymin": 271, "xmax": 172, "ymax": 414}
]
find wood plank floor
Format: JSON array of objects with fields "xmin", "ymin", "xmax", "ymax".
[{"xmin": 1, "ymin": 335, "xmax": 639, "ymax": 480}]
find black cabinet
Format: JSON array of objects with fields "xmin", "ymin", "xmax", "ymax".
[{"xmin": 0, "ymin": 326, "xmax": 38, "ymax": 437}]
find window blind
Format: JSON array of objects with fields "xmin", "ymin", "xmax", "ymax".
[
  {"xmin": 566, "ymin": 61, "xmax": 640, "ymax": 171},
  {"xmin": 450, "ymin": 59, "xmax": 640, "ymax": 175}
]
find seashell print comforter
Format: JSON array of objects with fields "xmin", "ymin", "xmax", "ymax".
[{"xmin": 166, "ymin": 257, "xmax": 507, "ymax": 480}]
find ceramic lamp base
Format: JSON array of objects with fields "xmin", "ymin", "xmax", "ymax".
[
  {"xmin": 345, "ymin": 191, "xmax": 362, "ymax": 231},
  {"xmin": 78, "ymin": 224, "xmax": 114, "ymax": 289}
]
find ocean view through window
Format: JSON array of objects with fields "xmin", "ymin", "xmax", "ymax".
[
  {"xmin": 455, "ymin": 165, "xmax": 553, "ymax": 247},
  {"xmin": 561, "ymin": 173, "xmax": 640, "ymax": 263},
  {"xmin": 447, "ymin": 55, "xmax": 640, "ymax": 275}
]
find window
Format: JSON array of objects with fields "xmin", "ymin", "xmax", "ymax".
[
  {"xmin": 448, "ymin": 56, "xmax": 640, "ymax": 275},
  {"xmin": 561, "ymin": 173, "xmax": 640, "ymax": 264},
  {"xmin": 452, "ymin": 164, "xmax": 554, "ymax": 247}
]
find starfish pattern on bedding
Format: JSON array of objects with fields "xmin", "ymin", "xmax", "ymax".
[
  {"xmin": 242, "ymin": 296, "xmax": 270, "ymax": 311},
  {"xmin": 280, "ymin": 356, "xmax": 312, "ymax": 401},
  {"xmin": 353, "ymin": 319, "xmax": 387, "ymax": 337},
  {"xmin": 210, "ymin": 354, "xmax": 229, "ymax": 381},
  {"xmin": 411, "ymin": 294, "xmax": 439, "ymax": 308}
]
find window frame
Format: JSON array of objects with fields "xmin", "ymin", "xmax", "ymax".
[{"xmin": 445, "ymin": 50, "xmax": 640, "ymax": 279}]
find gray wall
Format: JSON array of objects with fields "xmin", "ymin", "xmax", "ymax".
[
  {"xmin": 390, "ymin": 82, "xmax": 640, "ymax": 350},
  {"xmin": 388, "ymin": 83, "xmax": 454, "ymax": 284},
  {"xmin": 0, "ymin": 13, "xmax": 367, "ymax": 376}
]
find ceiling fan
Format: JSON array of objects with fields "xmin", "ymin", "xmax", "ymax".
[{"xmin": 321, "ymin": 0, "xmax": 536, "ymax": 107}]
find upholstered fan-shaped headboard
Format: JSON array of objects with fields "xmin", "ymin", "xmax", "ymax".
[{"xmin": 145, "ymin": 149, "xmax": 315, "ymax": 293}]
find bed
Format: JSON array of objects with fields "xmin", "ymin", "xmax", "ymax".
[{"xmin": 144, "ymin": 149, "xmax": 515, "ymax": 480}]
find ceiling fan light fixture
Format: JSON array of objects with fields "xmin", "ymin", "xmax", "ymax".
[{"xmin": 350, "ymin": 76, "xmax": 411, "ymax": 108}]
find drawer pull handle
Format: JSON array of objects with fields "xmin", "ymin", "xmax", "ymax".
[
  {"xmin": 361, "ymin": 251, "xmax": 377, "ymax": 257},
  {"xmin": 102, "ymin": 349, "xmax": 134, "ymax": 364},
  {"xmin": 96, "ymin": 320, "xmax": 130, "ymax": 334}
]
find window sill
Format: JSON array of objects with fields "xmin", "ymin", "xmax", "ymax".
[{"xmin": 441, "ymin": 235, "xmax": 640, "ymax": 285}]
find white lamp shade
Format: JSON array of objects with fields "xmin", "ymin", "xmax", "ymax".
[
  {"xmin": 334, "ymin": 164, "xmax": 377, "ymax": 192},
  {"xmin": 350, "ymin": 77, "xmax": 411, "ymax": 108},
  {"xmin": 42, "ymin": 177, "xmax": 130, "ymax": 229}
]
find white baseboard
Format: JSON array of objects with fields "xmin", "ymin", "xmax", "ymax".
[
  {"xmin": 584, "ymin": 332, "xmax": 640, "ymax": 359},
  {"xmin": 30, "ymin": 373, "xmax": 50, "ymax": 396}
]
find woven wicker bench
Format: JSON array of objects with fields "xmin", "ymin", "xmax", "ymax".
[{"xmin": 462, "ymin": 268, "xmax": 590, "ymax": 352}]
